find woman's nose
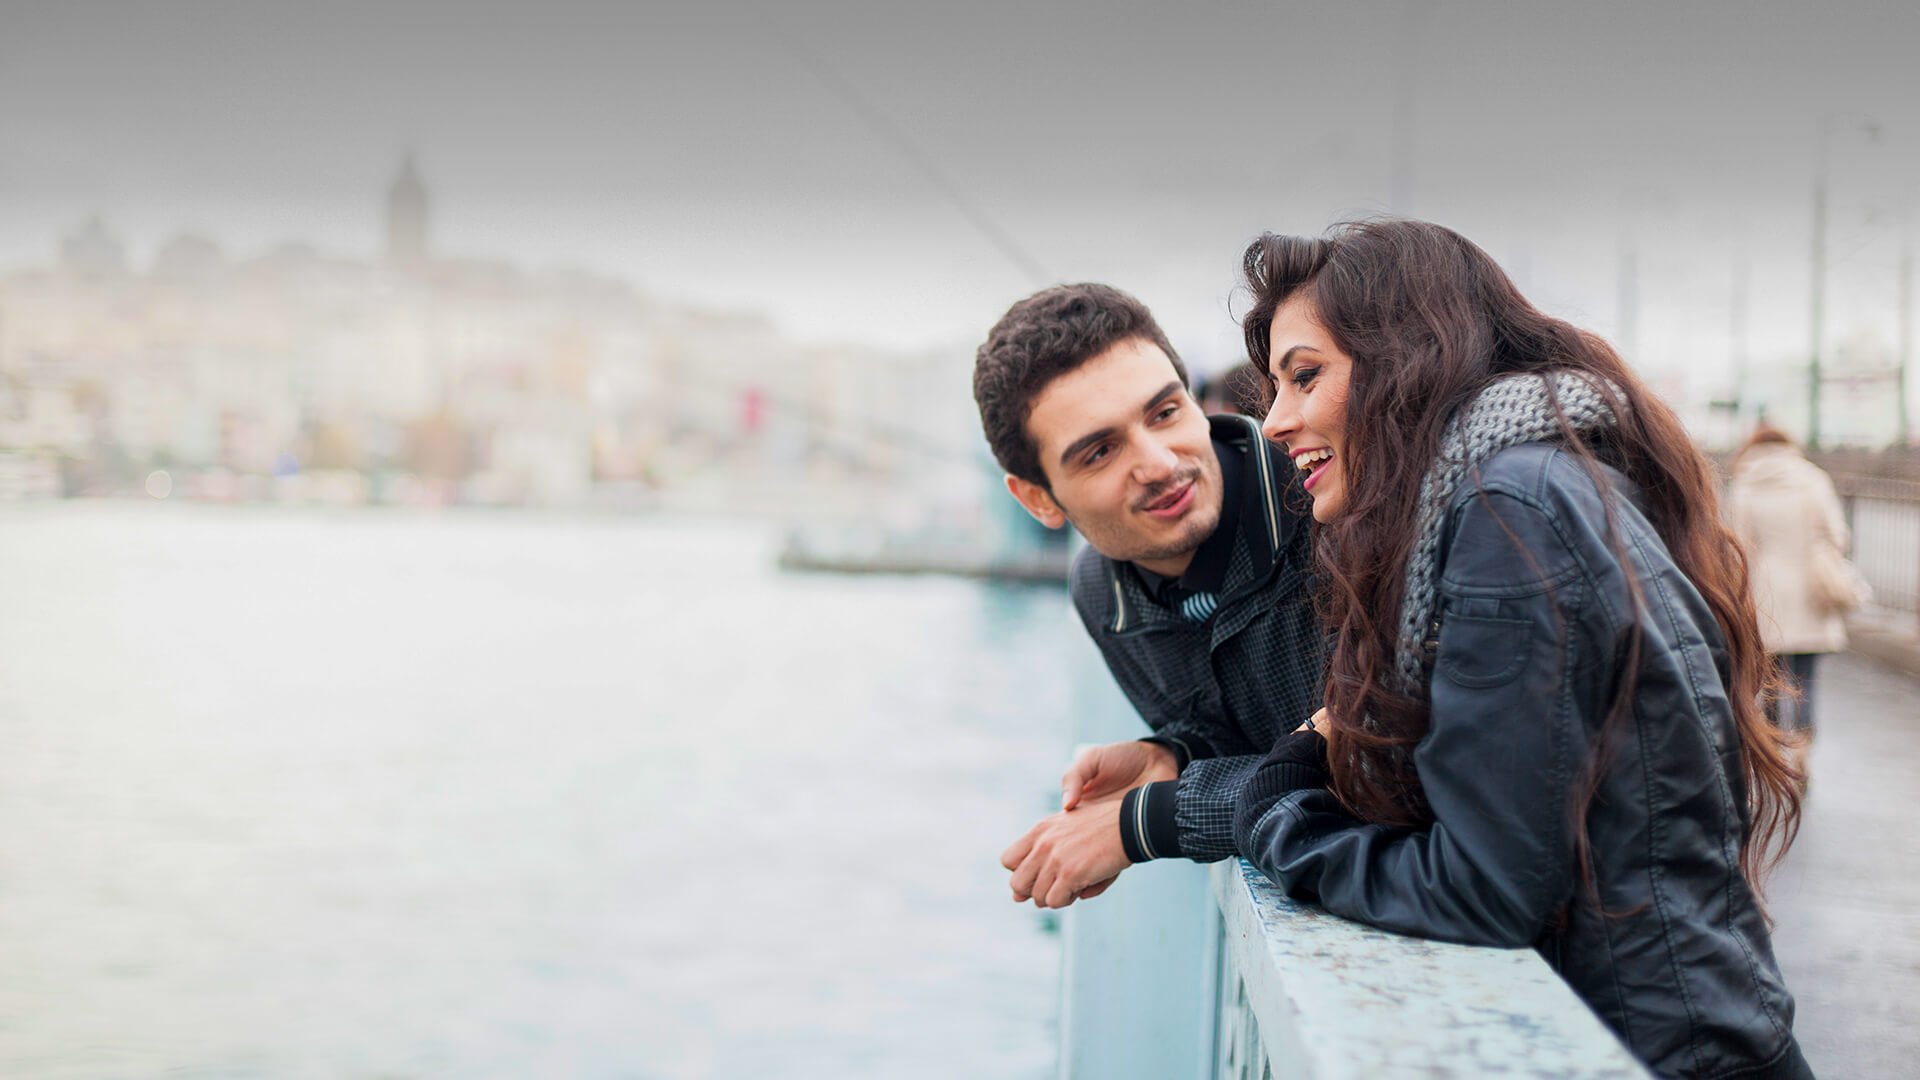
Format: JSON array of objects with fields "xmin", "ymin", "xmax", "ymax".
[{"xmin": 1261, "ymin": 391, "xmax": 1298, "ymax": 447}]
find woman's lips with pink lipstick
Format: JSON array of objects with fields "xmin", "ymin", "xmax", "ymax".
[{"xmin": 1292, "ymin": 447, "xmax": 1335, "ymax": 491}]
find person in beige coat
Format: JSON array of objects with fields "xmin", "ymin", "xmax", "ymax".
[{"xmin": 1726, "ymin": 424, "xmax": 1850, "ymax": 733}]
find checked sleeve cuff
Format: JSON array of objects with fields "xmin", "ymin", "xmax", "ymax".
[{"xmin": 1117, "ymin": 780, "xmax": 1183, "ymax": 863}]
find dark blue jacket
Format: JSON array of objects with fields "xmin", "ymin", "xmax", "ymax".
[{"xmin": 1235, "ymin": 443, "xmax": 1801, "ymax": 1079}]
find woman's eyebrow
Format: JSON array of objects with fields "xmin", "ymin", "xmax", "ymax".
[{"xmin": 1276, "ymin": 345, "xmax": 1322, "ymax": 373}]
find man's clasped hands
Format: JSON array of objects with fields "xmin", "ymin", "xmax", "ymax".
[
  {"xmin": 1000, "ymin": 709, "xmax": 1332, "ymax": 910},
  {"xmin": 998, "ymin": 739, "xmax": 1180, "ymax": 909}
]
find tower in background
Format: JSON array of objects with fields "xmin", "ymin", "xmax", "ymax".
[{"xmin": 385, "ymin": 153, "xmax": 430, "ymax": 268}]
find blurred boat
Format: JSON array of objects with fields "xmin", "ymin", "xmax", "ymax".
[{"xmin": 778, "ymin": 524, "xmax": 1068, "ymax": 584}]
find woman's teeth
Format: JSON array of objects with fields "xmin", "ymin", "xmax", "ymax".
[{"xmin": 1296, "ymin": 448, "xmax": 1334, "ymax": 473}]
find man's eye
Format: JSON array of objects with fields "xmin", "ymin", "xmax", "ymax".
[
  {"xmin": 1084, "ymin": 445, "xmax": 1110, "ymax": 465},
  {"xmin": 1290, "ymin": 367, "xmax": 1319, "ymax": 389},
  {"xmin": 1153, "ymin": 403, "xmax": 1179, "ymax": 422}
]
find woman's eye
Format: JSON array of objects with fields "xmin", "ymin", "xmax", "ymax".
[{"xmin": 1290, "ymin": 366, "xmax": 1319, "ymax": 389}]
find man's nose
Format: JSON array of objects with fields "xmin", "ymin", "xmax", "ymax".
[{"xmin": 1132, "ymin": 438, "xmax": 1179, "ymax": 481}]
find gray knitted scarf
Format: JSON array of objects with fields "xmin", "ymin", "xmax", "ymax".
[{"xmin": 1391, "ymin": 372, "xmax": 1620, "ymax": 689}]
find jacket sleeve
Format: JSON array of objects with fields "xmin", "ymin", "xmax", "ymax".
[
  {"xmin": 1233, "ymin": 488, "xmax": 1594, "ymax": 948},
  {"xmin": 1095, "ymin": 641, "xmax": 1242, "ymax": 764},
  {"xmin": 1070, "ymin": 557, "xmax": 1264, "ymax": 863},
  {"xmin": 1162, "ymin": 753, "xmax": 1262, "ymax": 862},
  {"xmin": 1080, "ymin": 633, "xmax": 1256, "ymax": 863},
  {"xmin": 1813, "ymin": 470, "xmax": 1849, "ymax": 552},
  {"xmin": 1725, "ymin": 482, "xmax": 1757, "ymax": 550}
]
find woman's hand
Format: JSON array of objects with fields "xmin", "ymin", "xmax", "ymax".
[{"xmin": 1299, "ymin": 707, "xmax": 1334, "ymax": 760}]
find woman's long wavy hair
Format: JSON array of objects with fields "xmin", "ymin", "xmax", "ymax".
[{"xmin": 1240, "ymin": 219, "xmax": 1801, "ymax": 891}]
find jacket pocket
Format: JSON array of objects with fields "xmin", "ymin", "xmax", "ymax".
[{"xmin": 1436, "ymin": 614, "xmax": 1534, "ymax": 688}]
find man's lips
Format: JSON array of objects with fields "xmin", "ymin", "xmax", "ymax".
[{"xmin": 1140, "ymin": 479, "xmax": 1196, "ymax": 519}]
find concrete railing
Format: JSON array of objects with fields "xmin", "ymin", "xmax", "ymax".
[
  {"xmin": 1208, "ymin": 859, "xmax": 1648, "ymax": 1079},
  {"xmin": 1057, "ymin": 856, "xmax": 1650, "ymax": 1078},
  {"xmin": 1833, "ymin": 472, "xmax": 1920, "ymax": 625}
]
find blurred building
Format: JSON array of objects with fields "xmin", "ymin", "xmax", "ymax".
[{"xmin": 0, "ymin": 159, "xmax": 970, "ymax": 509}]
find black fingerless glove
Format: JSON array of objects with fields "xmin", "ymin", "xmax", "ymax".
[{"xmin": 1236, "ymin": 730, "xmax": 1331, "ymax": 842}]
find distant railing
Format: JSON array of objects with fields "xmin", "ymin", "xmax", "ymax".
[
  {"xmin": 1208, "ymin": 859, "xmax": 1648, "ymax": 1079},
  {"xmin": 1832, "ymin": 473, "xmax": 1920, "ymax": 627}
]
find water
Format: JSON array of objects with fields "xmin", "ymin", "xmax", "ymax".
[{"xmin": 0, "ymin": 503, "xmax": 1071, "ymax": 1078}]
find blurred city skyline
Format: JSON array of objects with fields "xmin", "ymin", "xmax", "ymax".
[
  {"xmin": 4, "ymin": 0, "xmax": 1920, "ymax": 493},
  {"xmin": 3, "ymin": 2, "xmax": 1915, "ymax": 371},
  {"xmin": 0, "ymin": 153, "xmax": 976, "ymax": 510}
]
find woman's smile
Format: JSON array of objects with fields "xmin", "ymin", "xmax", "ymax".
[
  {"xmin": 1291, "ymin": 447, "xmax": 1336, "ymax": 491},
  {"xmin": 1259, "ymin": 296, "xmax": 1354, "ymax": 522}
]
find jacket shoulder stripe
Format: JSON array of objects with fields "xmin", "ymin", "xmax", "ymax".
[{"xmin": 1240, "ymin": 414, "xmax": 1282, "ymax": 553}]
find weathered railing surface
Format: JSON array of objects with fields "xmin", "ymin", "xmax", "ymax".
[
  {"xmin": 1832, "ymin": 472, "xmax": 1920, "ymax": 627},
  {"xmin": 1207, "ymin": 859, "xmax": 1649, "ymax": 1080}
]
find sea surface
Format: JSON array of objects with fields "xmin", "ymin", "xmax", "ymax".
[{"xmin": 0, "ymin": 502, "xmax": 1071, "ymax": 1079}]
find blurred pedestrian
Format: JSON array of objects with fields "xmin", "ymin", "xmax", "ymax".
[
  {"xmin": 1194, "ymin": 361, "xmax": 1271, "ymax": 418},
  {"xmin": 1726, "ymin": 423, "xmax": 1855, "ymax": 735}
]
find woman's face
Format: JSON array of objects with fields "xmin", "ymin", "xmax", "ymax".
[{"xmin": 1259, "ymin": 295, "xmax": 1354, "ymax": 522}]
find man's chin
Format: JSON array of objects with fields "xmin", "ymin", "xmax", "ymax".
[
  {"xmin": 1060, "ymin": 488, "xmax": 1222, "ymax": 566},
  {"xmin": 1127, "ymin": 510, "xmax": 1220, "ymax": 565}
]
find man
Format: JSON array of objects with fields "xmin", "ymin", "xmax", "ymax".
[{"xmin": 973, "ymin": 283, "xmax": 1323, "ymax": 909}]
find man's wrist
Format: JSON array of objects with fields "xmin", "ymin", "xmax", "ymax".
[
  {"xmin": 1117, "ymin": 780, "xmax": 1183, "ymax": 863},
  {"xmin": 1138, "ymin": 736, "xmax": 1192, "ymax": 772}
]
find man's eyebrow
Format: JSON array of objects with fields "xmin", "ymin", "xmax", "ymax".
[
  {"xmin": 1142, "ymin": 380, "xmax": 1183, "ymax": 411},
  {"xmin": 1055, "ymin": 382, "xmax": 1184, "ymax": 468},
  {"xmin": 1058, "ymin": 426, "xmax": 1116, "ymax": 468}
]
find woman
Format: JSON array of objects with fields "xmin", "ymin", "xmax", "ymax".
[
  {"xmin": 1231, "ymin": 220, "xmax": 1808, "ymax": 1079},
  {"xmin": 1726, "ymin": 423, "xmax": 1852, "ymax": 735}
]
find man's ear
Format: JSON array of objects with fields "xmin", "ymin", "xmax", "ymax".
[{"xmin": 1005, "ymin": 474, "xmax": 1067, "ymax": 530}]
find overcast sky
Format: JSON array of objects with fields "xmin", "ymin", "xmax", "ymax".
[{"xmin": 4, "ymin": 1, "xmax": 1917, "ymax": 392}]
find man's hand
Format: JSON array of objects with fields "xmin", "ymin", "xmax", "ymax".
[
  {"xmin": 1000, "ymin": 794, "xmax": 1132, "ymax": 909},
  {"xmin": 1060, "ymin": 740, "xmax": 1179, "ymax": 811},
  {"xmin": 1076, "ymin": 875, "xmax": 1119, "ymax": 902}
]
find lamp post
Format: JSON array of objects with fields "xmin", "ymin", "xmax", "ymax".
[
  {"xmin": 1389, "ymin": 0, "xmax": 1428, "ymax": 214},
  {"xmin": 1809, "ymin": 123, "xmax": 1828, "ymax": 448},
  {"xmin": 1807, "ymin": 114, "xmax": 1881, "ymax": 449},
  {"xmin": 1900, "ymin": 226, "xmax": 1914, "ymax": 446},
  {"xmin": 1732, "ymin": 249, "xmax": 1750, "ymax": 414}
]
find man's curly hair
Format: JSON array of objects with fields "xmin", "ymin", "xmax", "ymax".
[{"xmin": 972, "ymin": 283, "xmax": 1186, "ymax": 489}]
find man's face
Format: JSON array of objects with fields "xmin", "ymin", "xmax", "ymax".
[{"xmin": 1011, "ymin": 337, "xmax": 1222, "ymax": 577}]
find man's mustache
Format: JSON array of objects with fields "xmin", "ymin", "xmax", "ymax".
[{"xmin": 1133, "ymin": 467, "xmax": 1201, "ymax": 512}]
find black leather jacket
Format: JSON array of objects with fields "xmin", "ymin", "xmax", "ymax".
[{"xmin": 1235, "ymin": 443, "xmax": 1803, "ymax": 1079}]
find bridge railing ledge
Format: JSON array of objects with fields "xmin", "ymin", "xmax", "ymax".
[{"xmin": 1208, "ymin": 858, "xmax": 1649, "ymax": 1079}]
